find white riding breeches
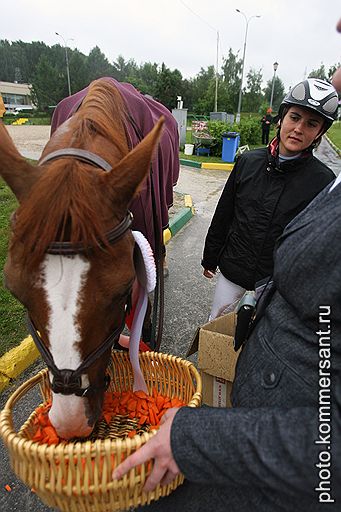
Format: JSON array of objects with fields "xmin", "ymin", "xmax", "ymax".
[{"xmin": 209, "ymin": 273, "xmax": 245, "ymax": 320}]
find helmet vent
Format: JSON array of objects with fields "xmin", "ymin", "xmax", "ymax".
[
  {"xmin": 323, "ymin": 96, "xmax": 339, "ymax": 114},
  {"xmin": 291, "ymin": 83, "xmax": 305, "ymax": 101}
]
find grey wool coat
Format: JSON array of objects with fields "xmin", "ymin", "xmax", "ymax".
[{"xmin": 138, "ymin": 181, "xmax": 341, "ymax": 511}]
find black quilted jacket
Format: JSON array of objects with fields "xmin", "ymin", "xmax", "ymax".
[{"xmin": 202, "ymin": 144, "xmax": 335, "ymax": 289}]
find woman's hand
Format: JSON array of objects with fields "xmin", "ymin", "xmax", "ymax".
[
  {"xmin": 203, "ymin": 268, "xmax": 215, "ymax": 278},
  {"xmin": 112, "ymin": 408, "xmax": 181, "ymax": 492}
]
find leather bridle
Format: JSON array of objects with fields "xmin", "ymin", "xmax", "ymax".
[{"xmin": 27, "ymin": 148, "xmax": 133, "ymax": 396}]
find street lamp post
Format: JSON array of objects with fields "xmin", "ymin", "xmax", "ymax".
[
  {"xmin": 235, "ymin": 9, "xmax": 261, "ymax": 124},
  {"xmin": 214, "ymin": 30, "xmax": 219, "ymax": 112},
  {"xmin": 55, "ymin": 32, "xmax": 73, "ymax": 96},
  {"xmin": 269, "ymin": 61, "xmax": 279, "ymax": 110}
]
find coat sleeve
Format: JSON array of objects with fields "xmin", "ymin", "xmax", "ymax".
[
  {"xmin": 201, "ymin": 162, "xmax": 238, "ymax": 271},
  {"xmin": 171, "ymin": 379, "xmax": 341, "ymax": 501}
]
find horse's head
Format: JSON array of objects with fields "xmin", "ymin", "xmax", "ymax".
[{"xmin": 0, "ymin": 114, "xmax": 163, "ymax": 439}]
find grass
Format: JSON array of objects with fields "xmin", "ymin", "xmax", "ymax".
[
  {"xmin": 0, "ymin": 179, "xmax": 27, "ymax": 356},
  {"xmin": 327, "ymin": 122, "xmax": 341, "ymax": 150},
  {"xmin": 179, "ymin": 151, "xmax": 224, "ymax": 163}
]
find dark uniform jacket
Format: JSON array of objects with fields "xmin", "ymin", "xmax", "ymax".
[
  {"xmin": 202, "ymin": 142, "xmax": 335, "ymax": 289},
  {"xmin": 261, "ymin": 113, "xmax": 272, "ymax": 131}
]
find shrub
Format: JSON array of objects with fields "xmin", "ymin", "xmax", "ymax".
[{"xmin": 207, "ymin": 118, "xmax": 262, "ymax": 156}]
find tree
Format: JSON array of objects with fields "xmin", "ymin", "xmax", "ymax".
[
  {"xmin": 87, "ymin": 46, "xmax": 113, "ymax": 81},
  {"xmin": 221, "ymin": 48, "xmax": 243, "ymax": 113},
  {"xmin": 0, "ymin": 40, "xmax": 13, "ymax": 81},
  {"xmin": 190, "ymin": 65, "xmax": 215, "ymax": 114},
  {"xmin": 263, "ymin": 76, "xmax": 285, "ymax": 112},
  {"xmin": 308, "ymin": 63, "xmax": 327, "ymax": 80},
  {"xmin": 112, "ymin": 55, "xmax": 139, "ymax": 83},
  {"xmin": 68, "ymin": 50, "xmax": 89, "ymax": 93},
  {"xmin": 134, "ymin": 62, "xmax": 159, "ymax": 95},
  {"xmin": 308, "ymin": 62, "xmax": 341, "ymax": 82},
  {"xmin": 242, "ymin": 68, "xmax": 263, "ymax": 112},
  {"xmin": 31, "ymin": 55, "xmax": 64, "ymax": 109},
  {"xmin": 154, "ymin": 63, "xmax": 183, "ymax": 109}
]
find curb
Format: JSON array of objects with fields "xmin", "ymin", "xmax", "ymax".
[
  {"xmin": 180, "ymin": 158, "xmax": 234, "ymax": 171},
  {"xmin": 0, "ymin": 335, "xmax": 39, "ymax": 392},
  {"xmin": 0, "ymin": 195, "xmax": 194, "ymax": 393},
  {"xmin": 167, "ymin": 194, "xmax": 194, "ymax": 238},
  {"xmin": 201, "ymin": 162, "xmax": 234, "ymax": 171},
  {"xmin": 324, "ymin": 134, "xmax": 341, "ymax": 157}
]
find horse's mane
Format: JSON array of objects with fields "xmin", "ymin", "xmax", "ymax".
[{"xmin": 12, "ymin": 80, "xmax": 130, "ymax": 269}]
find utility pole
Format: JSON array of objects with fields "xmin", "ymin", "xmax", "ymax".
[
  {"xmin": 55, "ymin": 32, "xmax": 74, "ymax": 96},
  {"xmin": 214, "ymin": 31, "xmax": 219, "ymax": 112}
]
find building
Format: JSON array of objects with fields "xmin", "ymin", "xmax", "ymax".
[{"xmin": 0, "ymin": 81, "xmax": 34, "ymax": 113}]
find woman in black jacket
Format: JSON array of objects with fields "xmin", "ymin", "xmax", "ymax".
[{"xmin": 202, "ymin": 78, "xmax": 338, "ymax": 319}]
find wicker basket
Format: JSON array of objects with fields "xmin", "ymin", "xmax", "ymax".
[{"xmin": 0, "ymin": 350, "xmax": 202, "ymax": 512}]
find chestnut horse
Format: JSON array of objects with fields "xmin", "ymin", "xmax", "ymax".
[{"xmin": 0, "ymin": 79, "xmax": 177, "ymax": 439}]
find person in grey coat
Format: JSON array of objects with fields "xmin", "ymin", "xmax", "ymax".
[{"xmin": 112, "ymin": 19, "xmax": 341, "ymax": 511}]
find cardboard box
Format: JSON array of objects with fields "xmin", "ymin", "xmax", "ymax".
[
  {"xmin": 187, "ymin": 313, "xmax": 240, "ymax": 408},
  {"xmin": 201, "ymin": 372, "xmax": 234, "ymax": 408}
]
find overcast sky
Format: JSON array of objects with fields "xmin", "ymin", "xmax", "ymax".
[{"xmin": 3, "ymin": 0, "xmax": 340, "ymax": 94}]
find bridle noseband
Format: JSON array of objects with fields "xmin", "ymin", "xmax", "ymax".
[
  {"xmin": 27, "ymin": 315, "xmax": 124, "ymax": 396},
  {"xmin": 27, "ymin": 148, "xmax": 133, "ymax": 396}
]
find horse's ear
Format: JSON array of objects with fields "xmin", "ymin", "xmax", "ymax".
[
  {"xmin": 106, "ymin": 117, "xmax": 164, "ymax": 203},
  {"xmin": 0, "ymin": 123, "xmax": 42, "ymax": 202}
]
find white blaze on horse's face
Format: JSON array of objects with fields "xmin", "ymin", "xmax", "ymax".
[{"xmin": 42, "ymin": 253, "xmax": 92, "ymax": 438}]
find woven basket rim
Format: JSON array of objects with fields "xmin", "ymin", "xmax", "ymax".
[{"xmin": 0, "ymin": 350, "xmax": 202, "ymax": 454}]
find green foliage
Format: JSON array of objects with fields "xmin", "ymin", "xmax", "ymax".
[
  {"xmin": 236, "ymin": 117, "xmax": 262, "ymax": 146},
  {"xmin": 263, "ymin": 76, "xmax": 285, "ymax": 112},
  {"xmin": 259, "ymin": 102, "xmax": 271, "ymax": 115},
  {"xmin": 221, "ymin": 48, "xmax": 242, "ymax": 112},
  {"xmin": 308, "ymin": 63, "xmax": 327, "ymax": 81},
  {"xmin": 0, "ymin": 179, "xmax": 26, "ymax": 355},
  {"xmin": 31, "ymin": 55, "xmax": 64, "ymax": 110},
  {"xmin": 0, "ymin": 39, "xmax": 289, "ymax": 119},
  {"xmin": 190, "ymin": 65, "xmax": 216, "ymax": 114},
  {"xmin": 207, "ymin": 117, "xmax": 261, "ymax": 156},
  {"xmin": 87, "ymin": 46, "xmax": 113, "ymax": 82},
  {"xmin": 242, "ymin": 68, "xmax": 263, "ymax": 113},
  {"xmin": 154, "ymin": 63, "xmax": 184, "ymax": 109},
  {"xmin": 327, "ymin": 122, "xmax": 341, "ymax": 150}
]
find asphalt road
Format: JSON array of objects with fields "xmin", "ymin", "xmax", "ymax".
[{"xmin": 0, "ymin": 140, "xmax": 340, "ymax": 512}]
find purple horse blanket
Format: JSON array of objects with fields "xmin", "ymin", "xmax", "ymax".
[{"xmin": 50, "ymin": 77, "xmax": 180, "ymax": 255}]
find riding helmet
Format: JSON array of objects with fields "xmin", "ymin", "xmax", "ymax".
[{"xmin": 279, "ymin": 78, "xmax": 339, "ymax": 129}]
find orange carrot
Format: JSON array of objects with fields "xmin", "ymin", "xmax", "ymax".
[{"xmin": 31, "ymin": 390, "xmax": 186, "ymax": 445}]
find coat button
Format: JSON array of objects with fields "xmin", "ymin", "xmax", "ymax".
[
  {"xmin": 264, "ymin": 371, "xmax": 276, "ymax": 385},
  {"xmin": 261, "ymin": 364, "xmax": 282, "ymax": 388}
]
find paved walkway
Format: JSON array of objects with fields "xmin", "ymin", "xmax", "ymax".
[{"xmin": 314, "ymin": 136, "xmax": 340, "ymax": 175}]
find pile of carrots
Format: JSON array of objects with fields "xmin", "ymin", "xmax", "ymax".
[{"xmin": 31, "ymin": 388, "xmax": 185, "ymax": 445}]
